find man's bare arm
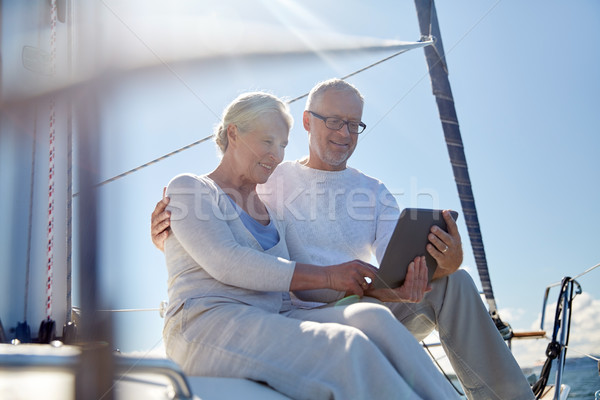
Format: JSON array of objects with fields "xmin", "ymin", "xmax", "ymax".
[{"xmin": 151, "ymin": 187, "xmax": 171, "ymax": 252}]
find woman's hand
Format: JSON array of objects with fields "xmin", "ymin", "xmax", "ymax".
[
  {"xmin": 291, "ymin": 260, "xmax": 377, "ymax": 297},
  {"xmin": 324, "ymin": 260, "xmax": 378, "ymax": 296},
  {"xmin": 364, "ymin": 256, "xmax": 431, "ymax": 303}
]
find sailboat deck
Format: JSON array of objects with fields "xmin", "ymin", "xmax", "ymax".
[{"xmin": 0, "ymin": 343, "xmax": 291, "ymax": 399}]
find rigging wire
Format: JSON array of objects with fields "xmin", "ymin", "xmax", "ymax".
[
  {"xmin": 72, "ymin": 135, "xmax": 214, "ymax": 197},
  {"xmin": 287, "ymin": 44, "xmax": 431, "ymax": 104},
  {"xmin": 24, "ymin": 106, "xmax": 38, "ymax": 321},
  {"xmin": 71, "ymin": 42, "xmax": 432, "ymax": 197},
  {"xmin": 65, "ymin": 0, "xmax": 74, "ymax": 325},
  {"xmin": 546, "ymin": 262, "xmax": 600, "ymax": 289},
  {"xmin": 422, "ymin": 342, "xmax": 464, "ymax": 396},
  {"xmin": 559, "ymin": 345, "xmax": 600, "ymax": 363},
  {"xmin": 66, "ymin": 101, "xmax": 73, "ymax": 324}
]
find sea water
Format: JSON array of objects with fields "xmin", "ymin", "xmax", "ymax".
[
  {"xmin": 535, "ymin": 356, "xmax": 600, "ymax": 399},
  {"xmin": 450, "ymin": 357, "xmax": 600, "ymax": 399}
]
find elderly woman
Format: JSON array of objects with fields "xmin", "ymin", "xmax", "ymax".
[{"xmin": 162, "ymin": 92, "xmax": 459, "ymax": 400}]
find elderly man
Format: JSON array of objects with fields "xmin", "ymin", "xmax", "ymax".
[{"xmin": 151, "ymin": 79, "xmax": 534, "ymax": 400}]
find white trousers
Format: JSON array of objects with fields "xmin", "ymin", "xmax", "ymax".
[
  {"xmin": 387, "ymin": 270, "xmax": 535, "ymax": 400},
  {"xmin": 164, "ymin": 297, "xmax": 460, "ymax": 400}
]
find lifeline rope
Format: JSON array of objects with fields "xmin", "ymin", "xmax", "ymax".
[
  {"xmin": 46, "ymin": 105, "xmax": 55, "ymax": 320},
  {"xmin": 46, "ymin": 0, "xmax": 58, "ymax": 321}
]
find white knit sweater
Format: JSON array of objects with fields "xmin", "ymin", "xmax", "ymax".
[{"xmin": 258, "ymin": 161, "xmax": 400, "ymax": 269}]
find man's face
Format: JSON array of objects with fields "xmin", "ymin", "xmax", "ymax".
[{"xmin": 304, "ymin": 89, "xmax": 363, "ymax": 171}]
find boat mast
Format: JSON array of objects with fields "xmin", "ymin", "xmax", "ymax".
[{"xmin": 414, "ymin": 0, "xmax": 501, "ymax": 322}]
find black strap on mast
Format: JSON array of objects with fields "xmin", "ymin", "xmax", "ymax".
[{"xmin": 414, "ymin": 0, "xmax": 508, "ymax": 331}]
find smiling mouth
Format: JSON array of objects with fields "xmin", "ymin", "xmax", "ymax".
[
  {"xmin": 258, "ymin": 162, "xmax": 273, "ymax": 170},
  {"xmin": 330, "ymin": 140, "xmax": 349, "ymax": 147}
]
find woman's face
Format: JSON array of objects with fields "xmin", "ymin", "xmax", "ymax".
[{"xmin": 229, "ymin": 112, "xmax": 289, "ymax": 185}]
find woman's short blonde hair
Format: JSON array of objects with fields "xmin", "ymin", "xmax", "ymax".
[{"xmin": 214, "ymin": 92, "xmax": 293, "ymax": 154}]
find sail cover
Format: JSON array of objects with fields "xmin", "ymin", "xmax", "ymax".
[{"xmin": 414, "ymin": 0, "xmax": 500, "ymax": 317}]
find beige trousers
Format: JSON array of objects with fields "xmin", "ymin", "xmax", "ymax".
[
  {"xmin": 164, "ymin": 296, "xmax": 460, "ymax": 400},
  {"xmin": 387, "ymin": 270, "xmax": 535, "ymax": 400}
]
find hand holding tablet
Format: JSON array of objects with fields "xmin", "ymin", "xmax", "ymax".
[{"xmin": 371, "ymin": 208, "xmax": 459, "ymax": 290}]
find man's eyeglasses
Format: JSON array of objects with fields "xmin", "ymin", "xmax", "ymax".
[{"xmin": 309, "ymin": 111, "xmax": 366, "ymax": 134}]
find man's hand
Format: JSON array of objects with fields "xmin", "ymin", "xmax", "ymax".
[
  {"xmin": 428, "ymin": 209, "xmax": 463, "ymax": 279},
  {"xmin": 151, "ymin": 187, "xmax": 171, "ymax": 252},
  {"xmin": 364, "ymin": 256, "xmax": 431, "ymax": 303}
]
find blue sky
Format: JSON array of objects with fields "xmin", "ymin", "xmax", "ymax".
[
  {"xmin": 96, "ymin": 0, "xmax": 600, "ymax": 367},
  {"xmin": 2, "ymin": 0, "xmax": 598, "ymax": 370}
]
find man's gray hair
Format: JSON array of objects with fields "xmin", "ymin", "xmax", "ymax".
[{"xmin": 305, "ymin": 78, "xmax": 364, "ymax": 111}]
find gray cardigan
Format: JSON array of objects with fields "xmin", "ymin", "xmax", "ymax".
[{"xmin": 164, "ymin": 174, "xmax": 309, "ymax": 318}]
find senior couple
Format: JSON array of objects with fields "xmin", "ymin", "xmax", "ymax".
[{"xmin": 152, "ymin": 78, "xmax": 534, "ymax": 400}]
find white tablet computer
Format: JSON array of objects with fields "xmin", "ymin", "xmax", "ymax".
[{"xmin": 371, "ymin": 208, "xmax": 459, "ymax": 289}]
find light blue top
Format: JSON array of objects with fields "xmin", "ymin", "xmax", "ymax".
[
  {"xmin": 164, "ymin": 173, "xmax": 311, "ymax": 318},
  {"xmin": 226, "ymin": 195, "xmax": 279, "ymax": 250}
]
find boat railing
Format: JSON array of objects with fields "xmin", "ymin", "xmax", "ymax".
[
  {"xmin": 530, "ymin": 262, "xmax": 600, "ymax": 400},
  {"xmin": 0, "ymin": 342, "xmax": 194, "ymax": 400},
  {"xmin": 114, "ymin": 353, "xmax": 194, "ymax": 399}
]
